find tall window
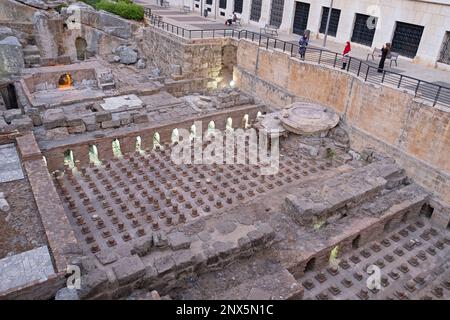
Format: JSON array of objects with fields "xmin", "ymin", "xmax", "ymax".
[
  {"xmin": 319, "ymin": 7, "xmax": 341, "ymax": 37},
  {"xmin": 219, "ymin": 0, "xmax": 227, "ymax": 9},
  {"xmin": 250, "ymin": 0, "xmax": 262, "ymax": 22},
  {"xmin": 293, "ymin": 2, "xmax": 310, "ymax": 36},
  {"xmin": 234, "ymin": 0, "xmax": 243, "ymax": 13},
  {"xmin": 351, "ymin": 13, "xmax": 377, "ymax": 47},
  {"xmin": 439, "ymin": 31, "xmax": 450, "ymax": 65},
  {"xmin": 269, "ymin": 0, "xmax": 285, "ymax": 27},
  {"xmin": 391, "ymin": 21, "xmax": 424, "ymax": 58}
]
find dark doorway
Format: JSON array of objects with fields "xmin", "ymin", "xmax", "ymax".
[
  {"xmin": 384, "ymin": 219, "xmax": 392, "ymax": 232},
  {"xmin": 391, "ymin": 21, "xmax": 424, "ymax": 58},
  {"xmin": 304, "ymin": 257, "xmax": 315, "ymax": 272},
  {"xmin": 0, "ymin": 83, "xmax": 19, "ymax": 110},
  {"xmin": 351, "ymin": 13, "xmax": 377, "ymax": 46},
  {"xmin": 319, "ymin": 6, "xmax": 341, "ymax": 37},
  {"xmin": 352, "ymin": 235, "xmax": 361, "ymax": 249},
  {"xmin": 293, "ymin": 2, "xmax": 310, "ymax": 36},
  {"xmin": 401, "ymin": 211, "xmax": 409, "ymax": 223},
  {"xmin": 75, "ymin": 37, "xmax": 88, "ymax": 61},
  {"xmin": 420, "ymin": 203, "xmax": 434, "ymax": 218}
]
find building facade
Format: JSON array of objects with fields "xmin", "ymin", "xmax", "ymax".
[{"xmin": 174, "ymin": 0, "xmax": 450, "ymax": 67}]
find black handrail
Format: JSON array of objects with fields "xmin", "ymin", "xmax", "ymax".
[{"xmin": 145, "ymin": 12, "xmax": 449, "ymax": 109}]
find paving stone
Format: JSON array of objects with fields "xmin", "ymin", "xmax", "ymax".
[
  {"xmin": 0, "ymin": 246, "xmax": 54, "ymax": 293},
  {"xmin": 215, "ymin": 220, "xmax": 237, "ymax": 235}
]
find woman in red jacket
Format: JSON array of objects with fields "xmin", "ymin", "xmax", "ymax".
[{"xmin": 341, "ymin": 41, "xmax": 351, "ymax": 70}]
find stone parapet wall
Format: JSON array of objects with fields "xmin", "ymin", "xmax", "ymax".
[
  {"xmin": 142, "ymin": 28, "xmax": 234, "ymax": 84},
  {"xmin": 15, "ymin": 133, "xmax": 80, "ymax": 273},
  {"xmin": 233, "ymin": 39, "xmax": 450, "ymax": 204},
  {"xmin": 75, "ymin": 222, "xmax": 275, "ymax": 299}
]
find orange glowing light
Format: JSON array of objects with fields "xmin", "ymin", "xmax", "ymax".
[{"xmin": 58, "ymin": 74, "xmax": 73, "ymax": 90}]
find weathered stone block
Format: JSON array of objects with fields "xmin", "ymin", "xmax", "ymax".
[
  {"xmin": 247, "ymin": 230, "xmax": 265, "ymax": 247},
  {"xmin": 77, "ymin": 269, "xmax": 109, "ymax": 299},
  {"xmin": 152, "ymin": 232, "xmax": 168, "ymax": 248},
  {"xmin": 3, "ymin": 108, "xmax": 22, "ymax": 123},
  {"xmin": 112, "ymin": 255, "xmax": 145, "ymax": 285},
  {"xmin": 132, "ymin": 112, "xmax": 149, "ymax": 124},
  {"xmin": 82, "ymin": 116, "xmax": 98, "ymax": 131},
  {"xmin": 11, "ymin": 116, "xmax": 33, "ymax": 130},
  {"xmin": 101, "ymin": 119, "xmax": 121, "ymax": 129},
  {"xmin": 168, "ymin": 231, "xmax": 191, "ymax": 250},
  {"xmin": 42, "ymin": 108, "xmax": 66, "ymax": 129},
  {"xmin": 68, "ymin": 123, "xmax": 86, "ymax": 134},
  {"xmin": 154, "ymin": 255, "xmax": 175, "ymax": 276},
  {"xmin": 0, "ymin": 36, "xmax": 24, "ymax": 75},
  {"xmin": 212, "ymin": 241, "xmax": 235, "ymax": 260},
  {"xmin": 131, "ymin": 235, "xmax": 153, "ymax": 257},
  {"xmin": 172, "ymin": 250, "xmax": 196, "ymax": 271},
  {"xmin": 95, "ymin": 249, "xmax": 118, "ymax": 266},
  {"xmin": 95, "ymin": 111, "xmax": 112, "ymax": 123}
]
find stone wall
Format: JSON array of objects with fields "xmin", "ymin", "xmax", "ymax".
[
  {"xmin": 233, "ymin": 39, "xmax": 450, "ymax": 204},
  {"xmin": 15, "ymin": 133, "xmax": 80, "ymax": 273},
  {"xmin": 0, "ymin": 0, "xmax": 39, "ymax": 22},
  {"xmin": 41, "ymin": 105, "xmax": 265, "ymax": 173},
  {"xmin": 142, "ymin": 28, "xmax": 235, "ymax": 85}
]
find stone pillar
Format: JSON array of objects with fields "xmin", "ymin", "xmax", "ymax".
[
  {"xmin": 159, "ymin": 127, "xmax": 172, "ymax": 146},
  {"xmin": 73, "ymin": 144, "xmax": 90, "ymax": 168},
  {"xmin": 120, "ymin": 136, "xmax": 136, "ymax": 155},
  {"xmin": 140, "ymin": 130, "xmax": 154, "ymax": 152},
  {"xmin": 45, "ymin": 150, "xmax": 65, "ymax": 173},
  {"xmin": 96, "ymin": 140, "xmax": 113, "ymax": 162}
]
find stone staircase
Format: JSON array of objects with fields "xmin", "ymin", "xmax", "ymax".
[{"xmin": 23, "ymin": 45, "xmax": 41, "ymax": 67}]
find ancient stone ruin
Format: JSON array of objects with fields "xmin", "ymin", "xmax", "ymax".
[{"xmin": 0, "ymin": 0, "xmax": 449, "ymax": 301}]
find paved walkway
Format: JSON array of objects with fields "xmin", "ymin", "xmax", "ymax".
[{"xmin": 136, "ymin": 2, "xmax": 450, "ymax": 108}]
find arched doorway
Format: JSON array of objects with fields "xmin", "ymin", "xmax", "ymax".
[{"xmin": 75, "ymin": 37, "xmax": 87, "ymax": 61}]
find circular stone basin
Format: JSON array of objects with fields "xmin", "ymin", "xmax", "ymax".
[
  {"xmin": 280, "ymin": 102, "xmax": 339, "ymax": 135},
  {"xmin": 259, "ymin": 112, "xmax": 286, "ymax": 138}
]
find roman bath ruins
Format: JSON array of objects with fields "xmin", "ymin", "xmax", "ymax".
[{"xmin": 0, "ymin": 1, "xmax": 449, "ymax": 300}]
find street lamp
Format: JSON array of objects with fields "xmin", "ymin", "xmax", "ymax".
[{"xmin": 323, "ymin": 0, "xmax": 334, "ymax": 47}]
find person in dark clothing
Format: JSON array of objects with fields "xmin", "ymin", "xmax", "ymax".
[
  {"xmin": 298, "ymin": 34, "xmax": 308, "ymax": 60},
  {"xmin": 378, "ymin": 43, "xmax": 391, "ymax": 73}
]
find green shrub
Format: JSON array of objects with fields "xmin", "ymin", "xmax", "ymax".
[
  {"xmin": 95, "ymin": 0, "xmax": 144, "ymax": 21},
  {"xmin": 81, "ymin": 0, "xmax": 100, "ymax": 7},
  {"xmin": 81, "ymin": 0, "xmax": 144, "ymax": 21}
]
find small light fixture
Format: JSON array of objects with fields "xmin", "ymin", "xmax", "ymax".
[{"xmin": 229, "ymin": 80, "xmax": 236, "ymax": 87}]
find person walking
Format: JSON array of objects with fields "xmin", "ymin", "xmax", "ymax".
[
  {"xmin": 378, "ymin": 43, "xmax": 391, "ymax": 73},
  {"xmin": 298, "ymin": 34, "xmax": 308, "ymax": 60},
  {"xmin": 232, "ymin": 12, "xmax": 238, "ymax": 23},
  {"xmin": 341, "ymin": 41, "xmax": 351, "ymax": 70},
  {"xmin": 225, "ymin": 14, "xmax": 233, "ymax": 26}
]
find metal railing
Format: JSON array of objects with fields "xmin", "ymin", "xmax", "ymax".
[{"xmin": 145, "ymin": 12, "xmax": 450, "ymax": 109}]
